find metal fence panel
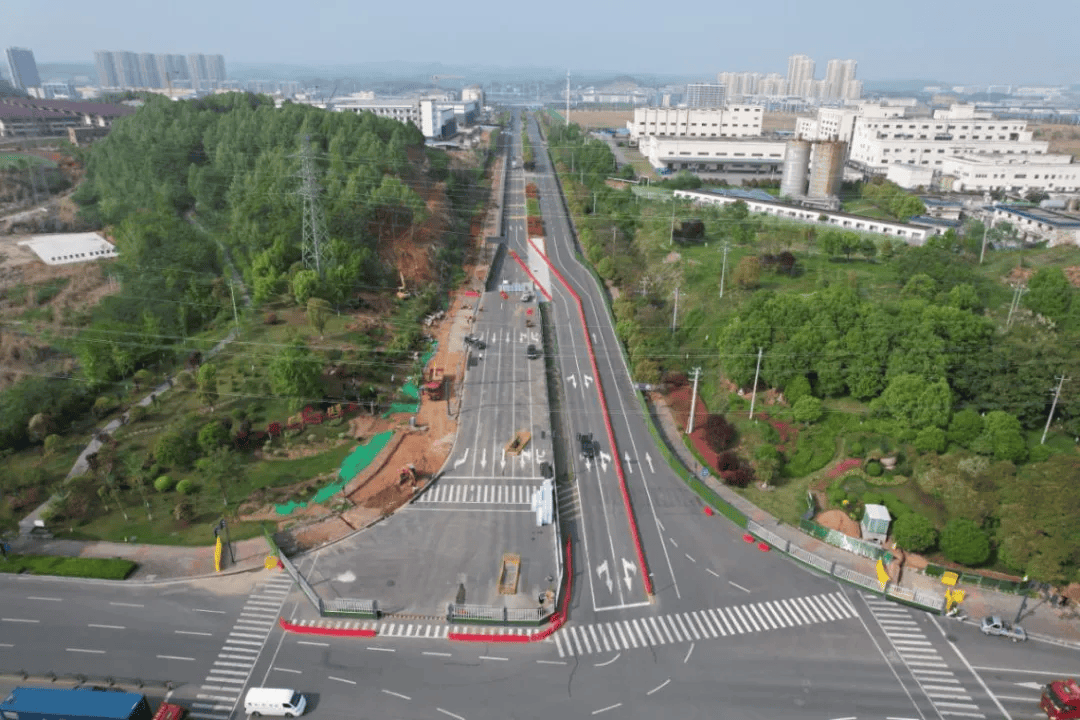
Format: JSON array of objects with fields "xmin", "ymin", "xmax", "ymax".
[
  {"xmin": 323, "ymin": 598, "xmax": 377, "ymax": 615},
  {"xmin": 278, "ymin": 552, "xmax": 323, "ymax": 613},
  {"xmin": 789, "ymin": 544, "xmax": 833, "ymax": 574},
  {"xmin": 833, "ymin": 564, "xmax": 883, "ymax": 592}
]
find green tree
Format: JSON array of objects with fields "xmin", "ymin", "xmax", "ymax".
[
  {"xmin": 873, "ymin": 374, "xmax": 952, "ymax": 430},
  {"xmin": 792, "ymin": 396, "xmax": 824, "ymax": 424},
  {"xmin": 196, "ymin": 364, "xmax": 219, "ymax": 411},
  {"xmin": 947, "ymin": 409, "xmax": 984, "ymax": 447},
  {"xmin": 154, "ymin": 432, "xmax": 192, "ymax": 469},
  {"xmin": 784, "ymin": 376, "xmax": 812, "ymax": 405},
  {"xmin": 270, "ymin": 339, "xmax": 323, "ymax": 410},
  {"xmin": 974, "ymin": 410, "xmax": 1028, "ymax": 463},
  {"xmin": 940, "ymin": 518, "xmax": 991, "ymax": 566},
  {"xmin": 1024, "ymin": 267, "xmax": 1072, "ymax": 325},
  {"xmin": 197, "ymin": 421, "xmax": 231, "ymax": 455},
  {"xmin": 306, "ymin": 297, "xmax": 332, "ymax": 338},
  {"xmin": 291, "ymin": 269, "xmax": 321, "ymax": 306},
  {"xmin": 892, "ymin": 514, "xmax": 938, "ymax": 553},
  {"xmin": 913, "ymin": 426, "xmax": 946, "ymax": 454},
  {"xmin": 195, "ymin": 446, "xmax": 241, "ymax": 507},
  {"xmin": 947, "ymin": 283, "xmax": 981, "ymax": 312},
  {"xmin": 900, "ymin": 274, "xmax": 937, "ymax": 301}
]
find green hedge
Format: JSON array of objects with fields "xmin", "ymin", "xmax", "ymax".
[{"xmin": 0, "ymin": 555, "xmax": 137, "ymax": 579}]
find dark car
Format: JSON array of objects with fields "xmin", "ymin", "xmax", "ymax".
[
  {"xmin": 526, "ymin": 344, "xmax": 540, "ymax": 359},
  {"xmin": 464, "ymin": 334, "xmax": 486, "ymax": 350},
  {"xmin": 577, "ymin": 432, "xmax": 596, "ymax": 459}
]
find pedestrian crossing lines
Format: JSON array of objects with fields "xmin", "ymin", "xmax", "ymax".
[
  {"xmin": 557, "ymin": 481, "xmax": 581, "ymax": 522},
  {"xmin": 416, "ymin": 483, "xmax": 537, "ymax": 505},
  {"xmin": 188, "ymin": 574, "xmax": 294, "ymax": 720},
  {"xmin": 552, "ymin": 591, "xmax": 856, "ymax": 658},
  {"xmin": 286, "ymin": 618, "xmax": 543, "ymax": 639},
  {"xmin": 862, "ymin": 594, "xmax": 985, "ymax": 718}
]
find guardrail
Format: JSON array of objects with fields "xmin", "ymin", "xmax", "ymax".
[
  {"xmin": 322, "ymin": 597, "xmax": 379, "ymax": 619},
  {"xmin": 447, "ymin": 603, "xmax": 548, "ymax": 626},
  {"xmin": 0, "ymin": 670, "xmax": 176, "ymax": 691},
  {"xmin": 747, "ymin": 520, "xmax": 945, "ymax": 614}
]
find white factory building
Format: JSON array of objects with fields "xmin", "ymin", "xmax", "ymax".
[
  {"xmin": 330, "ymin": 96, "xmax": 474, "ymax": 140},
  {"xmin": 638, "ymin": 136, "xmax": 787, "ymax": 174},
  {"xmin": 627, "ymin": 106, "xmax": 764, "ymax": 141}
]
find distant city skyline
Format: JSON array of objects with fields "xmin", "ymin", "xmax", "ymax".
[{"xmin": 4, "ymin": 0, "xmax": 1077, "ymax": 86}]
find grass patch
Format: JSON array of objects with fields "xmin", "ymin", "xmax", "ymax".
[{"xmin": 0, "ymin": 554, "xmax": 136, "ymax": 579}]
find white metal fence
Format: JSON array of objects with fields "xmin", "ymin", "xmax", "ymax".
[
  {"xmin": 323, "ymin": 598, "xmax": 378, "ymax": 617},
  {"xmin": 747, "ymin": 520, "xmax": 944, "ymax": 613},
  {"xmin": 448, "ymin": 604, "xmax": 548, "ymax": 624}
]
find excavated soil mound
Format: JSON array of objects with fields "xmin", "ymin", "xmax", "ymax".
[{"xmin": 814, "ymin": 509, "xmax": 861, "ymax": 539}]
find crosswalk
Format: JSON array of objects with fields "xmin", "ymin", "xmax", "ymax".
[
  {"xmin": 557, "ymin": 481, "xmax": 581, "ymax": 522},
  {"xmin": 416, "ymin": 483, "xmax": 537, "ymax": 505},
  {"xmin": 189, "ymin": 574, "xmax": 294, "ymax": 720},
  {"xmin": 286, "ymin": 620, "xmax": 543, "ymax": 639},
  {"xmin": 553, "ymin": 591, "xmax": 856, "ymax": 658},
  {"xmin": 863, "ymin": 594, "xmax": 985, "ymax": 718}
]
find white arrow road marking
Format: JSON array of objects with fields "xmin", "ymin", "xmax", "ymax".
[
  {"xmin": 481, "ymin": 448, "xmax": 487, "ymax": 469},
  {"xmin": 519, "ymin": 332, "xmax": 527, "ymax": 343},
  {"xmin": 566, "ymin": 374, "xmax": 577, "ymax": 389},
  {"xmin": 583, "ymin": 375, "xmax": 594, "ymax": 389},
  {"xmin": 536, "ymin": 450, "xmax": 547, "ymax": 462},
  {"xmin": 500, "ymin": 449, "xmax": 506, "ymax": 470},
  {"xmin": 584, "ymin": 458, "xmax": 592, "ymax": 472},
  {"xmin": 624, "ymin": 452, "xmax": 633, "ymax": 473},
  {"xmin": 453, "ymin": 449, "xmax": 469, "ymax": 468},
  {"xmin": 596, "ymin": 561, "xmax": 614, "ymax": 593},
  {"xmin": 598, "ymin": 451, "xmax": 612, "ymax": 473},
  {"xmin": 622, "ymin": 558, "xmax": 638, "ymax": 592},
  {"xmin": 645, "ymin": 453, "xmax": 655, "ymax": 473},
  {"xmin": 531, "ymin": 331, "xmax": 539, "ymax": 342},
  {"xmin": 592, "ymin": 332, "xmax": 597, "ymax": 342}
]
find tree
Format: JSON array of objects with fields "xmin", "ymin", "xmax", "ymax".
[
  {"xmin": 306, "ymin": 297, "xmax": 332, "ymax": 338},
  {"xmin": 733, "ymin": 256, "xmax": 762, "ymax": 289},
  {"xmin": 703, "ymin": 414, "xmax": 735, "ymax": 452},
  {"xmin": 197, "ymin": 421, "xmax": 231, "ymax": 455},
  {"xmin": 900, "ymin": 274, "xmax": 937, "ymax": 301},
  {"xmin": 196, "ymin": 364, "xmax": 219, "ymax": 411},
  {"xmin": 195, "ymin": 446, "xmax": 241, "ymax": 507},
  {"xmin": 913, "ymin": 426, "xmax": 946, "ymax": 454},
  {"xmin": 892, "ymin": 514, "xmax": 938, "ymax": 553},
  {"xmin": 1024, "ymin": 267, "xmax": 1072, "ymax": 325},
  {"xmin": 270, "ymin": 339, "xmax": 323, "ymax": 410},
  {"xmin": 974, "ymin": 410, "xmax": 1028, "ymax": 463},
  {"xmin": 154, "ymin": 431, "xmax": 192, "ymax": 469},
  {"xmin": 784, "ymin": 376, "xmax": 812, "ymax": 405},
  {"xmin": 947, "ymin": 283, "xmax": 981, "ymax": 311},
  {"xmin": 947, "ymin": 409, "xmax": 984, "ymax": 447},
  {"xmin": 792, "ymin": 396, "xmax": 824, "ymax": 424},
  {"xmin": 291, "ymin": 269, "xmax": 321, "ymax": 306},
  {"xmin": 858, "ymin": 238, "xmax": 877, "ymax": 261},
  {"xmin": 940, "ymin": 518, "xmax": 991, "ymax": 566},
  {"xmin": 874, "ymin": 374, "xmax": 952, "ymax": 430},
  {"xmin": 27, "ymin": 413, "xmax": 52, "ymax": 442}
]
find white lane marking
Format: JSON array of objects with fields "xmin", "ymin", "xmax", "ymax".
[
  {"xmin": 729, "ymin": 581, "xmax": 750, "ymax": 593},
  {"xmin": 594, "ymin": 652, "xmax": 621, "ymax": 667},
  {"xmin": 67, "ymin": 648, "xmax": 106, "ymax": 654},
  {"xmin": 367, "ymin": 647, "xmax": 396, "ymax": 653},
  {"xmin": 274, "ymin": 668, "xmax": 302, "ymax": 674},
  {"xmin": 88, "ymin": 624, "xmax": 125, "ymax": 630},
  {"xmin": 0, "ymin": 643, "xmax": 13, "ymax": 648},
  {"xmin": 193, "ymin": 608, "xmax": 227, "ymax": 614},
  {"xmin": 109, "ymin": 602, "xmax": 144, "ymax": 608},
  {"xmin": 683, "ymin": 642, "xmax": 695, "ymax": 664},
  {"xmin": 478, "ymin": 656, "xmax": 508, "ymax": 662},
  {"xmin": 329, "ymin": 676, "xmax": 356, "ymax": 685},
  {"xmin": 2, "ymin": 618, "xmax": 39, "ymax": 623},
  {"xmin": 706, "ymin": 568, "xmax": 720, "ymax": 577},
  {"xmin": 158, "ymin": 655, "xmax": 195, "ymax": 661},
  {"xmin": 971, "ymin": 666, "xmax": 1080, "ymax": 675},
  {"xmin": 592, "ymin": 703, "xmax": 622, "ymax": 715},
  {"xmin": 930, "ymin": 615, "xmax": 1012, "ymax": 720},
  {"xmin": 685, "ymin": 553, "xmax": 696, "ymax": 563},
  {"xmin": 537, "ymin": 660, "xmax": 567, "ymax": 665},
  {"xmin": 669, "ymin": 537, "xmax": 678, "ymax": 548},
  {"xmin": 423, "ymin": 651, "xmax": 453, "ymax": 657},
  {"xmin": 436, "ymin": 708, "xmax": 466, "ymax": 720},
  {"xmin": 297, "ymin": 641, "xmax": 329, "ymax": 647},
  {"xmin": 177, "ymin": 630, "xmax": 213, "ymax": 636},
  {"xmin": 27, "ymin": 596, "xmax": 62, "ymax": 602},
  {"xmin": 382, "ymin": 689, "xmax": 412, "ymax": 700},
  {"xmin": 647, "ymin": 679, "xmax": 671, "ymax": 696}
]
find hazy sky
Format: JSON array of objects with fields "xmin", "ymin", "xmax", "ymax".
[{"xmin": 7, "ymin": 0, "xmax": 1078, "ymax": 85}]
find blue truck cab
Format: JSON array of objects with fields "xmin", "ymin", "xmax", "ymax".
[{"xmin": 0, "ymin": 687, "xmax": 154, "ymax": 720}]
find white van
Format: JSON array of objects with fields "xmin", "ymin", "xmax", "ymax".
[{"xmin": 244, "ymin": 688, "xmax": 307, "ymax": 717}]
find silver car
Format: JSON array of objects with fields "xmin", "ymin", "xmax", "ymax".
[{"xmin": 980, "ymin": 615, "xmax": 1027, "ymax": 642}]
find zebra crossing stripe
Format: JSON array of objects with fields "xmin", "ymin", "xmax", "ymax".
[
  {"xmin": 799, "ymin": 596, "xmax": 827, "ymax": 623},
  {"xmin": 595, "ymin": 625, "xmax": 610, "ymax": 652},
  {"xmin": 612, "ymin": 622, "xmax": 629, "ymax": 647},
  {"xmin": 736, "ymin": 605, "xmax": 760, "ymax": 631},
  {"xmin": 621, "ymin": 621, "xmax": 638, "ymax": 648},
  {"xmin": 631, "ymin": 619, "xmax": 648, "ymax": 646},
  {"xmin": 570, "ymin": 627, "xmax": 584, "ymax": 655},
  {"xmin": 749, "ymin": 604, "xmax": 774, "ymax": 630},
  {"xmin": 648, "ymin": 617, "xmax": 668, "ymax": 644},
  {"xmin": 697, "ymin": 611, "xmax": 718, "ymax": 638},
  {"xmin": 638, "ymin": 618, "xmax": 657, "ymax": 645},
  {"xmin": 825, "ymin": 593, "xmax": 852, "ymax": 619},
  {"xmin": 781, "ymin": 598, "xmax": 808, "ymax": 625},
  {"xmin": 680, "ymin": 614, "xmax": 700, "ymax": 640},
  {"xmin": 554, "ymin": 632, "xmax": 566, "ymax": 657},
  {"xmin": 707, "ymin": 609, "xmax": 728, "ymax": 636},
  {"xmin": 766, "ymin": 601, "xmax": 792, "ymax": 627},
  {"xmin": 579, "ymin": 626, "xmax": 593, "ymax": 654}
]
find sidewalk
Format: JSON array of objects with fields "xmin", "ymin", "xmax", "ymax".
[{"xmin": 645, "ymin": 396, "xmax": 1080, "ymax": 646}]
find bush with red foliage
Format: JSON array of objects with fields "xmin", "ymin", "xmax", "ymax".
[
  {"xmin": 726, "ymin": 466, "xmax": 755, "ymax": 488},
  {"xmin": 525, "ymin": 183, "xmax": 539, "ymax": 199},
  {"xmin": 664, "ymin": 372, "xmax": 688, "ymax": 388},
  {"xmin": 716, "ymin": 451, "xmax": 740, "ymax": 473},
  {"xmin": 703, "ymin": 414, "xmax": 736, "ymax": 453},
  {"xmin": 267, "ymin": 422, "xmax": 283, "ymax": 437}
]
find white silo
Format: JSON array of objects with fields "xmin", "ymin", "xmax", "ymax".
[{"xmin": 781, "ymin": 139, "xmax": 811, "ymax": 199}]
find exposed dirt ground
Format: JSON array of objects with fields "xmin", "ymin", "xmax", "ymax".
[{"xmin": 814, "ymin": 509, "xmax": 861, "ymax": 538}]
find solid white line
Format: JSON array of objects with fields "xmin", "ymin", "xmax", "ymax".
[
  {"xmin": 157, "ymin": 655, "xmax": 194, "ymax": 661},
  {"xmin": 592, "ymin": 703, "xmax": 622, "ymax": 715},
  {"xmin": 423, "ymin": 651, "xmax": 453, "ymax": 657},
  {"xmin": 274, "ymin": 668, "xmax": 302, "ymax": 674},
  {"xmin": 88, "ymin": 624, "xmax": 125, "ymax": 630},
  {"xmin": 328, "ymin": 676, "xmax": 356, "ymax": 685},
  {"xmin": 970, "ymin": 665, "xmax": 1080, "ymax": 675},
  {"xmin": 729, "ymin": 581, "xmax": 751, "ymax": 593},
  {"xmin": 109, "ymin": 602, "xmax": 143, "ymax": 607},
  {"xmin": 436, "ymin": 708, "xmax": 466, "ymax": 720},
  {"xmin": 685, "ymin": 553, "xmax": 696, "ymax": 563},
  {"xmin": 850, "ymin": 586, "xmax": 930, "ymax": 720},
  {"xmin": 707, "ymin": 568, "xmax": 720, "ymax": 577},
  {"xmin": 381, "ymin": 689, "xmax": 411, "ymax": 700},
  {"xmin": 683, "ymin": 642, "xmax": 694, "ymax": 664},
  {"xmin": 594, "ymin": 652, "xmax": 621, "ymax": 667},
  {"xmin": 67, "ymin": 648, "xmax": 105, "ymax": 654},
  {"xmin": 647, "ymin": 679, "xmax": 671, "ymax": 695},
  {"xmin": 177, "ymin": 630, "xmax": 213, "ymax": 636},
  {"xmin": 479, "ymin": 656, "xmax": 508, "ymax": 662},
  {"xmin": 367, "ymin": 646, "xmax": 396, "ymax": 652},
  {"xmin": 193, "ymin": 608, "xmax": 227, "ymax": 614},
  {"xmin": 27, "ymin": 596, "xmax": 62, "ymax": 602},
  {"xmin": 0, "ymin": 643, "xmax": 13, "ymax": 647},
  {"xmin": 297, "ymin": 641, "xmax": 329, "ymax": 647},
  {"xmin": 537, "ymin": 660, "xmax": 567, "ymax": 665},
  {"xmin": 213, "ymin": 661, "xmax": 253, "ymax": 668},
  {"xmin": 2, "ymin": 618, "xmax": 39, "ymax": 623}
]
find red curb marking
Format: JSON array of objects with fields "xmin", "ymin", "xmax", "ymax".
[
  {"xmin": 742, "ymin": 534, "xmax": 755, "ymax": 544},
  {"xmin": 757, "ymin": 542, "xmax": 771, "ymax": 552},
  {"xmin": 278, "ymin": 617, "xmax": 377, "ymax": 637},
  {"xmin": 449, "ymin": 539, "xmax": 572, "ymax": 643},
  {"xmin": 507, "ymin": 249, "xmax": 553, "ymax": 301},
  {"xmin": 526, "ymin": 236, "xmax": 653, "ymax": 597}
]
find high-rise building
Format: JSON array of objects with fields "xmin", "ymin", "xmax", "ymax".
[
  {"xmin": 139, "ymin": 52, "xmax": 162, "ymax": 88},
  {"xmin": 187, "ymin": 53, "xmax": 226, "ymax": 90},
  {"xmin": 686, "ymin": 83, "xmax": 726, "ymax": 108},
  {"xmin": 115, "ymin": 51, "xmax": 143, "ymax": 88},
  {"xmin": 759, "ymin": 73, "xmax": 788, "ymax": 96},
  {"xmin": 156, "ymin": 54, "xmax": 191, "ymax": 89},
  {"xmin": 786, "ymin": 54, "xmax": 816, "ymax": 97},
  {"xmin": 95, "ymin": 51, "xmax": 119, "ymax": 88},
  {"xmin": 824, "ymin": 59, "xmax": 857, "ymax": 100},
  {"xmin": 5, "ymin": 47, "xmax": 41, "ymax": 93},
  {"xmin": 841, "ymin": 78, "xmax": 863, "ymax": 101}
]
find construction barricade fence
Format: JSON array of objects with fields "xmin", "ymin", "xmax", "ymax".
[
  {"xmin": 747, "ymin": 520, "xmax": 945, "ymax": 614},
  {"xmin": 322, "ymin": 597, "xmax": 380, "ymax": 619},
  {"xmin": 447, "ymin": 604, "xmax": 548, "ymax": 626}
]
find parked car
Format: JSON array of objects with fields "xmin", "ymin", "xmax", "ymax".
[
  {"xmin": 980, "ymin": 615, "xmax": 1027, "ymax": 642},
  {"xmin": 464, "ymin": 334, "xmax": 485, "ymax": 350},
  {"xmin": 526, "ymin": 344, "xmax": 540, "ymax": 359},
  {"xmin": 577, "ymin": 432, "xmax": 596, "ymax": 460}
]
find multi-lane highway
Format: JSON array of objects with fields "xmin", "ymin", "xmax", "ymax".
[{"xmin": 5, "ymin": 108, "xmax": 1079, "ymax": 720}]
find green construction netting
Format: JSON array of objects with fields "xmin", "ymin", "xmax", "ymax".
[
  {"xmin": 401, "ymin": 381, "xmax": 420, "ymax": 400},
  {"xmin": 275, "ymin": 430, "xmax": 395, "ymax": 515},
  {"xmin": 381, "ymin": 402, "xmax": 419, "ymax": 418}
]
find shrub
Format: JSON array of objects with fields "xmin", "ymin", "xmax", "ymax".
[
  {"xmin": 826, "ymin": 480, "xmax": 847, "ymax": 507},
  {"xmin": 783, "ymin": 430, "xmax": 837, "ymax": 478},
  {"xmin": 940, "ymin": 518, "xmax": 991, "ymax": 566},
  {"xmin": 175, "ymin": 479, "xmax": 197, "ymax": 495},
  {"xmin": 197, "ymin": 421, "xmax": 231, "ymax": 455},
  {"xmin": 43, "ymin": 434, "xmax": 62, "ymax": 456},
  {"xmin": 173, "ymin": 500, "xmax": 194, "ymax": 522},
  {"xmin": 716, "ymin": 451, "xmax": 740, "ymax": 473},
  {"xmin": 92, "ymin": 395, "xmax": 117, "ymax": 417},
  {"xmin": 725, "ymin": 466, "xmax": 754, "ymax": 488},
  {"xmin": 1028, "ymin": 444, "xmax": 1053, "ymax": 463},
  {"xmin": 760, "ymin": 422, "xmax": 780, "ymax": 443},
  {"xmin": 793, "ymin": 396, "xmax": 824, "ymax": 424},
  {"xmin": 154, "ymin": 432, "xmax": 192, "ymax": 468},
  {"xmin": 703, "ymin": 415, "xmax": 735, "ymax": 452},
  {"xmin": 785, "ymin": 376, "xmax": 812, "ymax": 405},
  {"xmin": 947, "ymin": 409, "xmax": 984, "ymax": 448},
  {"xmin": 128, "ymin": 404, "xmax": 148, "ymax": 423},
  {"xmin": 848, "ymin": 441, "xmax": 864, "ymax": 457},
  {"xmin": 154, "ymin": 475, "xmax": 175, "ymax": 492},
  {"xmin": 865, "ymin": 460, "xmax": 883, "ymax": 476},
  {"xmin": 914, "ymin": 426, "xmax": 947, "ymax": 454},
  {"xmin": 893, "ymin": 514, "xmax": 938, "ymax": 552}
]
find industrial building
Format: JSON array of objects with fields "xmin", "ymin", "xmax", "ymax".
[
  {"xmin": 685, "ymin": 83, "xmax": 726, "ymax": 108},
  {"xmin": 0, "ymin": 96, "xmax": 134, "ymax": 138},
  {"xmin": 627, "ymin": 106, "xmax": 764, "ymax": 141},
  {"xmin": 330, "ymin": 96, "xmax": 473, "ymax": 140},
  {"xmin": 638, "ymin": 136, "xmax": 787, "ymax": 175},
  {"xmin": 990, "ymin": 204, "xmax": 1080, "ymax": 246}
]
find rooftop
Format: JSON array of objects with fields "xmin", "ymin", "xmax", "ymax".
[
  {"xmin": 995, "ymin": 204, "xmax": 1080, "ymax": 228},
  {"xmin": 19, "ymin": 232, "xmax": 118, "ymax": 266}
]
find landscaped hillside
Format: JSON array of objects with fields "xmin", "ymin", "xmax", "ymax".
[{"xmin": 539, "ymin": 113, "xmax": 1080, "ymax": 585}]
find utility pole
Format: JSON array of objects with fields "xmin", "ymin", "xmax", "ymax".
[
  {"xmin": 611, "ymin": 226, "xmax": 617, "ymax": 259},
  {"xmin": 719, "ymin": 242, "xmax": 730, "ymax": 299},
  {"xmin": 669, "ymin": 200, "xmax": 677, "ymax": 247},
  {"xmin": 296, "ymin": 134, "xmax": 329, "ymax": 277},
  {"xmin": 565, "ymin": 71, "xmax": 570, "ymax": 127},
  {"xmin": 671, "ymin": 286, "xmax": 679, "ymax": 334},
  {"xmin": 979, "ymin": 216, "xmax": 995, "ymax": 264},
  {"xmin": 592, "ymin": 193, "xmax": 597, "ymax": 215},
  {"xmin": 1041, "ymin": 375, "xmax": 1068, "ymax": 444},
  {"xmin": 748, "ymin": 347, "xmax": 764, "ymax": 420},
  {"xmin": 1006, "ymin": 284, "xmax": 1027, "ymax": 328},
  {"xmin": 228, "ymin": 280, "xmax": 239, "ymax": 334},
  {"xmin": 687, "ymin": 367, "xmax": 702, "ymax": 434}
]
